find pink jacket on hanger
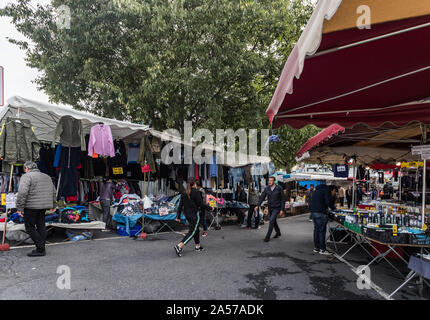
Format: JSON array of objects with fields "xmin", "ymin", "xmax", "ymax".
[{"xmin": 88, "ymin": 124, "xmax": 115, "ymax": 157}]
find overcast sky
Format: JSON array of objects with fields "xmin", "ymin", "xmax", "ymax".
[{"xmin": 0, "ymin": 0, "xmax": 52, "ymax": 105}]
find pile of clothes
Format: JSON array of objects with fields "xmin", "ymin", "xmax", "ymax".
[
  {"xmin": 5, "ymin": 206, "xmax": 89, "ymax": 224},
  {"xmin": 142, "ymin": 194, "xmax": 181, "ymax": 216},
  {"xmin": 112, "ymin": 194, "xmax": 143, "ymax": 234},
  {"xmin": 58, "ymin": 206, "xmax": 89, "ymax": 224}
]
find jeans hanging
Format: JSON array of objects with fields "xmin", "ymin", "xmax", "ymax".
[
  {"xmin": 229, "ymin": 167, "xmax": 244, "ymax": 198},
  {"xmin": 251, "ymin": 163, "xmax": 263, "ymax": 191}
]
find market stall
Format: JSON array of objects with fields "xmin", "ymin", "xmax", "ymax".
[
  {"xmin": 267, "ymin": 0, "xmax": 430, "ymax": 298},
  {"xmin": 0, "ymin": 96, "xmax": 274, "ymax": 245}
]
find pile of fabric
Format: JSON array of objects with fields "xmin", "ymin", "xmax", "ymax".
[
  {"xmin": 141, "ymin": 194, "xmax": 181, "ymax": 216},
  {"xmin": 112, "ymin": 194, "xmax": 143, "ymax": 235},
  {"xmin": 58, "ymin": 206, "xmax": 89, "ymax": 224}
]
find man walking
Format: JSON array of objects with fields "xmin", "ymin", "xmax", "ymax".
[
  {"xmin": 255, "ymin": 176, "xmax": 285, "ymax": 242},
  {"xmin": 306, "ymin": 184, "xmax": 315, "ymax": 222},
  {"xmin": 310, "ymin": 184, "xmax": 338, "ymax": 255},
  {"xmin": 16, "ymin": 161, "xmax": 56, "ymax": 257}
]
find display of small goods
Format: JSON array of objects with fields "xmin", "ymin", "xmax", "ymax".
[{"xmin": 332, "ymin": 202, "xmax": 430, "ymax": 245}]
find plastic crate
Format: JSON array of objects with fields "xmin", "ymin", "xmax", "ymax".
[
  {"xmin": 117, "ymin": 224, "xmax": 142, "ymax": 237},
  {"xmin": 344, "ymin": 221, "xmax": 362, "ymax": 234}
]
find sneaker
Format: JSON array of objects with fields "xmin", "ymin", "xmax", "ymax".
[
  {"xmin": 202, "ymin": 231, "xmax": 208, "ymax": 237},
  {"xmin": 264, "ymin": 237, "xmax": 270, "ymax": 242},
  {"xmin": 313, "ymin": 248, "xmax": 319, "ymax": 253},
  {"xmin": 274, "ymin": 233, "xmax": 281, "ymax": 239},
  {"xmin": 174, "ymin": 245, "xmax": 182, "ymax": 257},
  {"xmin": 27, "ymin": 250, "xmax": 46, "ymax": 257},
  {"xmin": 319, "ymin": 250, "xmax": 331, "ymax": 256},
  {"xmin": 195, "ymin": 246, "xmax": 204, "ymax": 252}
]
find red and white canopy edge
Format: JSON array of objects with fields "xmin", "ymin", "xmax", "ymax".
[
  {"xmin": 296, "ymin": 123, "xmax": 425, "ymax": 164},
  {"xmin": 267, "ymin": 0, "xmax": 430, "ymax": 129}
]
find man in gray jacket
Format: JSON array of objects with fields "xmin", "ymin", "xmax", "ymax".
[{"xmin": 16, "ymin": 161, "xmax": 57, "ymax": 257}]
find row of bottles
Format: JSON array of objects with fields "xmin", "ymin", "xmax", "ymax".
[
  {"xmin": 343, "ymin": 211, "xmax": 429, "ymax": 228},
  {"xmin": 366, "ymin": 212, "xmax": 429, "ymax": 228}
]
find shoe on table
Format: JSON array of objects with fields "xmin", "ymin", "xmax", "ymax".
[
  {"xmin": 195, "ymin": 246, "xmax": 204, "ymax": 252},
  {"xmin": 27, "ymin": 250, "xmax": 46, "ymax": 257},
  {"xmin": 313, "ymin": 248, "xmax": 319, "ymax": 253},
  {"xmin": 319, "ymin": 250, "xmax": 331, "ymax": 256},
  {"xmin": 264, "ymin": 237, "xmax": 270, "ymax": 242},
  {"xmin": 274, "ymin": 233, "xmax": 281, "ymax": 239},
  {"xmin": 174, "ymin": 245, "xmax": 183, "ymax": 257}
]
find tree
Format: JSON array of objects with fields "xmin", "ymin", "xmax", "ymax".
[
  {"xmin": 1, "ymin": 0, "xmax": 312, "ymax": 132},
  {"xmin": 270, "ymin": 124, "xmax": 321, "ymax": 171}
]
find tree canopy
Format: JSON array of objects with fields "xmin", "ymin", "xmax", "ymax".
[{"xmin": 1, "ymin": 0, "xmax": 317, "ymax": 170}]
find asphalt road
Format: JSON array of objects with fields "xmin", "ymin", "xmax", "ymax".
[{"xmin": 0, "ymin": 214, "xmax": 427, "ymax": 300}]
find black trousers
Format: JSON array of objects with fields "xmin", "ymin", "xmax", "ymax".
[
  {"xmin": 181, "ymin": 214, "xmax": 200, "ymax": 246},
  {"xmin": 24, "ymin": 209, "xmax": 47, "ymax": 252},
  {"xmin": 340, "ymin": 197, "xmax": 344, "ymax": 207},
  {"xmin": 266, "ymin": 208, "xmax": 281, "ymax": 238},
  {"xmin": 100, "ymin": 199, "xmax": 112, "ymax": 229},
  {"xmin": 246, "ymin": 205, "xmax": 259, "ymax": 228}
]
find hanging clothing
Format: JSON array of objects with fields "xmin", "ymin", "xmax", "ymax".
[
  {"xmin": 209, "ymin": 155, "xmax": 217, "ymax": 177},
  {"xmin": 0, "ymin": 117, "xmax": 40, "ymax": 164},
  {"xmin": 52, "ymin": 116, "xmax": 86, "ymax": 150},
  {"xmin": 58, "ymin": 146, "xmax": 81, "ymax": 197},
  {"xmin": 127, "ymin": 143, "xmax": 140, "ymax": 164},
  {"xmin": 108, "ymin": 139, "xmax": 127, "ymax": 178},
  {"xmin": 87, "ymin": 123, "xmax": 115, "ymax": 157},
  {"xmin": 188, "ymin": 161, "xmax": 196, "ymax": 178},
  {"xmin": 333, "ymin": 164, "xmax": 349, "ymax": 178},
  {"xmin": 37, "ymin": 143, "xmax": 56, "ymax": 177},
  {"xmin": 138, "ymin": 134, "xmax": 156, "ymax": 173}
]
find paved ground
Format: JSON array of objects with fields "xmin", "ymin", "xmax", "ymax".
[{"xmin": 0, "ymin": 214, "xmax": 428, "ymax": 300}]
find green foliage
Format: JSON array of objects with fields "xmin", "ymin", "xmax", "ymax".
[
  {"xmin": 1, "ymin": 0, "xmax": 315, "ymax": 169},
  {"xmin": 270, "ymin": 125, "xmax": 321, "ymax": 171}
]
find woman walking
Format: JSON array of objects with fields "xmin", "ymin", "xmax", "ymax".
[
  {"xmin": 174, "ymin": 177, "xmax": 213, "ymax": 257},
  {"xmin": 195, "ymin": 180, "xmax": 209, "ymax": 237}
]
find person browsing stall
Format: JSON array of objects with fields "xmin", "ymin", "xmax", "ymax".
[
  {"xmin": 310, "ymin": 185, "xmax": 338, "ymax": 256},
  {"xmin": 16, "ymin": 161, "xmax": 57, "ymax": 257}
]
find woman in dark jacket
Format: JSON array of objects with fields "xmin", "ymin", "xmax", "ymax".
[{"xmin": 174, "ymin": 177, "xmax": 213, "ymax": 257}]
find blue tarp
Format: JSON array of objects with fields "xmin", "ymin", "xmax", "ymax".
[
  {"xmin": 113, "ymin": 213, "xmax": 143, "ymax": 234},
  {"xmin": 298, "ymin": 180, "xmax": 326, "ymax": 189}
]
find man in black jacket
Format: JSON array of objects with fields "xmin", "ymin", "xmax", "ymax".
[
  {"xmin": 310, "ymin": 184, "xmax": 338, "ymax": 255},
  {"xmin": 255, "ymin": 176, "xmax": 286, "ymax": 242}
]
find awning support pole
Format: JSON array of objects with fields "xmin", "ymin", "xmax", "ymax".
[{"xmin": 422, "ymin": 124, "xmax": 427, "ymax": 230}]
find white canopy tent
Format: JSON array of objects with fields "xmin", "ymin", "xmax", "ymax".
[
  {"xmin": 2, "ymin": 96, "xmax": 272, "ymax": 167},
  {"xmin": 3, "ymin": 96, "xmax": 150, "ymax": 142}
]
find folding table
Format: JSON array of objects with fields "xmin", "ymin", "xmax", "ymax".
[
  {"xmin": 143, "ymin": 213, "xmax": 187, "ymax": 236},
  {"xmin": 327, "ymin": 220, "xmax": 430, "ymax": 298}
]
